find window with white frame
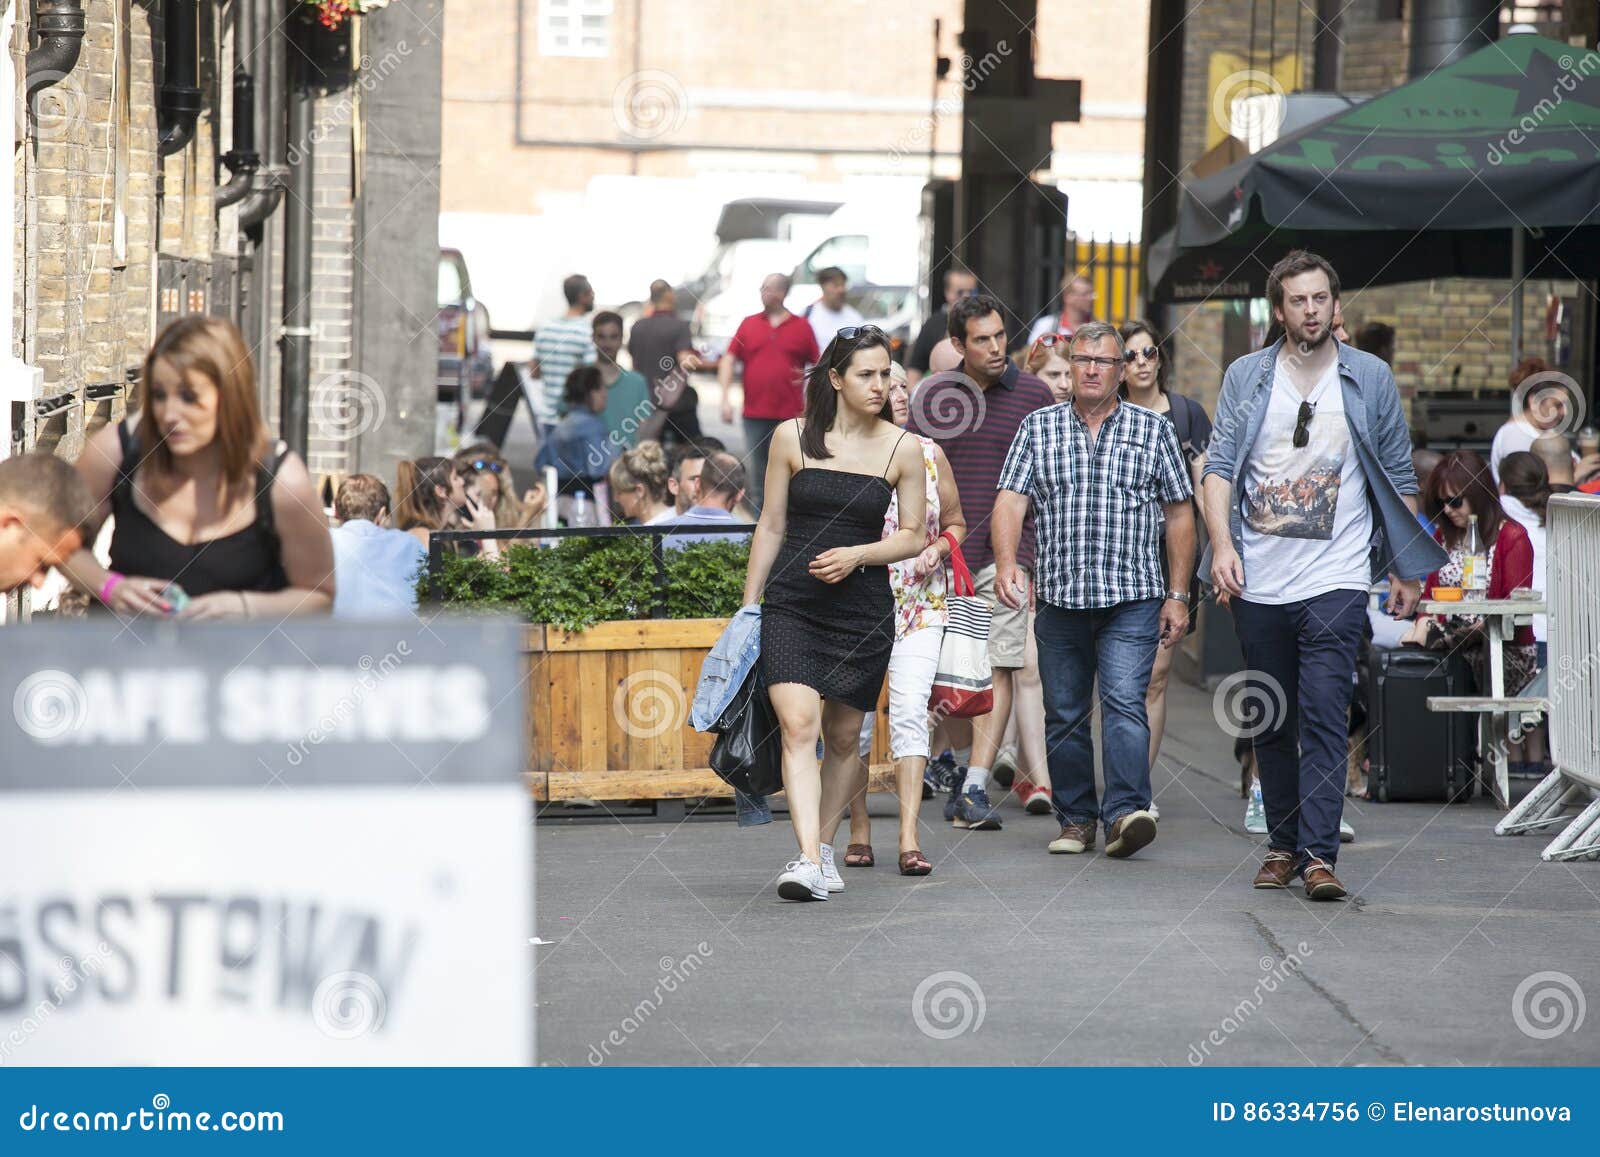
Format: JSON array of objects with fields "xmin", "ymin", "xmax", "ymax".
[{"xmin": 540, "ymin": 0, "xmax": 613, "ymax": 58}]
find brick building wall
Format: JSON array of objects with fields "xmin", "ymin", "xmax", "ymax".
[{"xmin": 441, "ymin": 0, "xmax": 1147, "ymax": 214}]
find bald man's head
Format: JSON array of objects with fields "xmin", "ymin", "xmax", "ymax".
[{"xmin": 1533, "ymin": 433, "xmax": 1576, "ymax": 485}]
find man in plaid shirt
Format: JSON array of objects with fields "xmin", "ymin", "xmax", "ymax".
[{"xmin": 992, "ymin": 322, "xmax": 1196, "ymax": 860}]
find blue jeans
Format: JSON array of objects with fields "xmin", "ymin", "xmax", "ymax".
[
  {"xmin": 1036, "ymin": 599, "xmax": 1162, "ymax": 830},
  {"xmin": 742, "ymin": 417, "xmax": 785, "ymax": 514},
  {"xmin": 1231, "ymin": 590, "xmax": 1367, "ymax": 867}
]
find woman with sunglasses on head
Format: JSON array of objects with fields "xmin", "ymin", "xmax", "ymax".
[
  {"xmin": 743, "ymin": 325, "xmax": 928, "ymax": 901},
  {"xmin": 831, "ymin": 361, "xmax": 968, "ymax": 876},
  {"xmin": 394, "ymin": 456, "xmax": 501, "ymax": 559},
  {"xmin": 1117, "ymin": 320, "xmax": 1211, "ymax": 817},
  {"xmin": 1404, "ymin": 450, "xmax": 1537, "ymax": 692},
  {"xmin": 1025, "ymin": 334, "xmax": 1073, "ymax": 403},
  {"xmin": 453, "ymin": 441, "xmax": 548, "ymax": 529}
]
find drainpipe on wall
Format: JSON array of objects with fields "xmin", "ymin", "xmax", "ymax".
[
  {"xmin": 4, "ymin": 0, "xmax": 45, "ymax": 465},
  {"xmin": 158, "ymin": 0, "xmax": 202, "ymax": 156},
  {"xmin": 24, "ymin": 0, "xmax": 85, "ymax": 93},
  {"xmin": 215, "ymin": 0, "xmax": 259, "ymax": 210}
]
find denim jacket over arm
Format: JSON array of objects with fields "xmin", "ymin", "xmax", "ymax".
[
  {"xmin": 689, "ymin": 604, "xmax": 763, "ymax": 732},
  {"xmin": 1198, "ymin": 337, "xmax": 1449, "ymax": 586}
]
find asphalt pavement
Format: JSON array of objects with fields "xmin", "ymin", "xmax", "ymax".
[{"xmin": 532, "ymin": 679, "xmax": 1600, "ymax": 1067}]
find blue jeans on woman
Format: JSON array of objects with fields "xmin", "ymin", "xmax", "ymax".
[{"xmin": 1035, "ymin": 599, "xmax": 1162, "ymax": 831}]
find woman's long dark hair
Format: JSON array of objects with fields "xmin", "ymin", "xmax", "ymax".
[
  {"xmin": 800, "ymin": 328, "xmax": 894, "ymax": 461},
  {"xmin": 1424, "ymin": 450, "xmax": 1506, "ymax": 550},
  {"xmin": 1117, "ymin": 319, "xmax": 1168, "ymax": 397}
]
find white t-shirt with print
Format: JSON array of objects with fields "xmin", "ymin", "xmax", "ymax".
[{"xmin": 1239, "ymin": 361, "xmax": 1372, "ymax": 605}]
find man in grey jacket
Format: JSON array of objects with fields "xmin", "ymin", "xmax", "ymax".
[{"xmin": 1200, "ymin": 251, "xmax": 1446, "ymax": 901}]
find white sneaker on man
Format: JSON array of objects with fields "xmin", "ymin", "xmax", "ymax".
[
  {"xmin": 818, "ymin": 844, "xmax": 846, "ymax": 893},
  {"xmin": 1149, "ymin": 800, "xmax": 1161, "ymax": 822},
  {"xmin": 1339, "ymin": 816, "xmax": 1355, "ymax": 843},
  {"xmin": 777, "ymin": 858, "xmax": 829, "ymax": 901}
]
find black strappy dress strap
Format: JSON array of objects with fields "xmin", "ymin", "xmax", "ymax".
[
  {"xmin": 795, "ymin": 417, "xmax": 805, "ymax": 468},
  {"xmin": 882, "ymin": 429, "xmax": 910, "ymax": 478}
]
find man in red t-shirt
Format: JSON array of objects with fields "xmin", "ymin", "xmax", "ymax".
[{"xmin": 717, "ymin": 272, "xmax": 820, "ymax": 512}]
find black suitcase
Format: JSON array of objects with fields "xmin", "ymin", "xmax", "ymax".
[{"xmin": 1365, "ymin": 648, "xmax": 1477, "ymax": 802}]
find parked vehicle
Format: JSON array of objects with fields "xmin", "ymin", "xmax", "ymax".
[
  {"xmin": 435, "ymin": 247, "xmax": 494, "ymax": 453},
  {"xmin": 783, "ymin": 203, "xmax": 922, "ymax": 316}
]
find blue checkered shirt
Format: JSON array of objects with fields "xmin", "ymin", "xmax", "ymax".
[{"xmin": 997, "ymin": 401, "xmax": 1193, "ymax": 609}]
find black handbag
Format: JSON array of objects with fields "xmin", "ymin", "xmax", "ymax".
[{"xmin": 708, "ymin": 666, "xmax": 785, "ymax": 798}]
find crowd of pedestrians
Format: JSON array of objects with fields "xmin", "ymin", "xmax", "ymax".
[{"xmin": 4, "ymin": 247, "xmax": 1598, "ymax": 915}]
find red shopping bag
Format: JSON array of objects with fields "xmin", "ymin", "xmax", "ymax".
[{"xmin": 928, "ymin": 541, "xmax": 994, "ymax": 718}]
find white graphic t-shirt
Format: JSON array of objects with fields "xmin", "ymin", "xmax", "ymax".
[{"xmin": 1239, "ymin": 361, "xmax": 1372, "ymax": 605}]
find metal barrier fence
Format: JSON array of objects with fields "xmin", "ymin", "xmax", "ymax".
[
  {"xmin": 426, "ymin": 523, "xmax": 755, "ymax": 617},
  {"xmin": 1067, "ymin": 234, "xmax": 1142, "ymax": 323},
  {"xmin": 1498, "ymin": 494, "xmax": 1600, "ymax": 859}
]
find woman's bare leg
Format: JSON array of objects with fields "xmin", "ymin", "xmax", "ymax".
[{"xmin": 769, "ymin": 683, "xmax": 824, "ymax": 863}]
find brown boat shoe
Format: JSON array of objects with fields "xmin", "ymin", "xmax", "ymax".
[
  {"xmin": 1302, "ymin": 857, "xmax": 1347, "ymax": 901},
  {"xmin": 1252, "ymin": 849, "xmax": 1296, "ymax": 889}
]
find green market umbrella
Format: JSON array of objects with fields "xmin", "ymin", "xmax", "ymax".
[{"xmin": 1149, "ymin": 32, "xmax": 1600, "ymax": 303}]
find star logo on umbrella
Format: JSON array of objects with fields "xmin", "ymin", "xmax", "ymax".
[{"xmin": 1456, "ymin": 45, "xmax": 1600, "ymax": 118}]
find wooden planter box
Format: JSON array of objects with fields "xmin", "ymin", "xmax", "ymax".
[{"xmin": 525, "ymin": 618, "xmax": 893, "ymax": 802}]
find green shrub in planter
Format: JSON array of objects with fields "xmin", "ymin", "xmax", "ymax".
[{"xmin": 425, "ymin": 537, "xmax": 751, "ymax": 632}]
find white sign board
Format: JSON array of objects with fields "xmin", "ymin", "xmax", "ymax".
[{"xmin": 0, "ymin": 619, "xmax": 533, "ymax": 1065}]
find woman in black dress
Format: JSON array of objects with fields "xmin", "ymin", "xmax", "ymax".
[{"xmin": 741, "ymin": 326, "xmax": 927, "ymax": 901}]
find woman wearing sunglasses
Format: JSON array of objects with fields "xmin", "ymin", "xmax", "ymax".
[
  {"xmin": 453, "ymin": 441, "xmax": 549, "ymax": 529},
  {"xmin": 1118, "ymin": 320, "xmax": 1212, "ymax": 812},
  {"xmin": 1024, "ymin": 334, "xmax": 1073, "ymax": 403},
  {"xmin": 743, "ymin": 325, "xmax": 927, "ymax": 901},
  {"xmin": 1404, "ymin": 450, "xmax": 1537, "ymax": 693}
]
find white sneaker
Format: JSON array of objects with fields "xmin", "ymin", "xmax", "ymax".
[
  {"xmin": 1339, "ymin": 816, "xmax": 1355, "ymax": 843},
  {"xmin": 1148, "ymin": 800, "xmax": 1161, "ymax": 822},
  {"xmin": 1244, "ymin": 782, "xmax": 1267, "ymax": 835},
  {"xmin": 818, "ymin": 844, "xmax": 845, "ymax": 893},
  {"xmin": 777, "ymin": 858, "xmax": 829, "ymax": 902}
]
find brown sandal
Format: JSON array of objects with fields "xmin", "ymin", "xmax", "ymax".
[
  {"xmin": 844, "ymin": 843, "xmax": 875, "ymax": 867},
  {"xmin": 898, "ymin": 850, "xmax": 932, "ymax": 876}
]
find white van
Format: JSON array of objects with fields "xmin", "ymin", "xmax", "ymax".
[{"xmin": 784, "ymin": 203, "xmax": 923, "ymax": 315}]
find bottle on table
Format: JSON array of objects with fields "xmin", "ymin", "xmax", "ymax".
[{"xmin": 1462, "ymin": 513, "xmax": 1487, "ymax": 592}]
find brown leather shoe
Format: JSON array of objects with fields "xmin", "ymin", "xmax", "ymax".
[
  {"xmin": 1302, "ymin": 858, "xmax": 1347, "ymax": 901},
  {"xmin": 1047, "ymin": 822, "xmax": 1096, "ymax": 854},
  {"xmin": 1252, "ymin": 849, "xmax": 1296, "ymax": 889},
  {"xmin": 1104, "ymin": 810, "xmax": 1157, "ymax": 859}
]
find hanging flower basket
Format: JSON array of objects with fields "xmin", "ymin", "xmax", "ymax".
[{"xmin": 302, "ymin": 0, "xmax": 391, "ymax": 29}]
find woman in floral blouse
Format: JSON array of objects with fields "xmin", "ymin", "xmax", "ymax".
[{"xmin": 829, "ymin": 363, "xmax": 967, "ymax": 876}]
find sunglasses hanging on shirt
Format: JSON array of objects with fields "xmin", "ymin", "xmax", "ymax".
[{"xmin": 1292, "ymin": 401, "xmax": 1316, "ymax": 448}]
